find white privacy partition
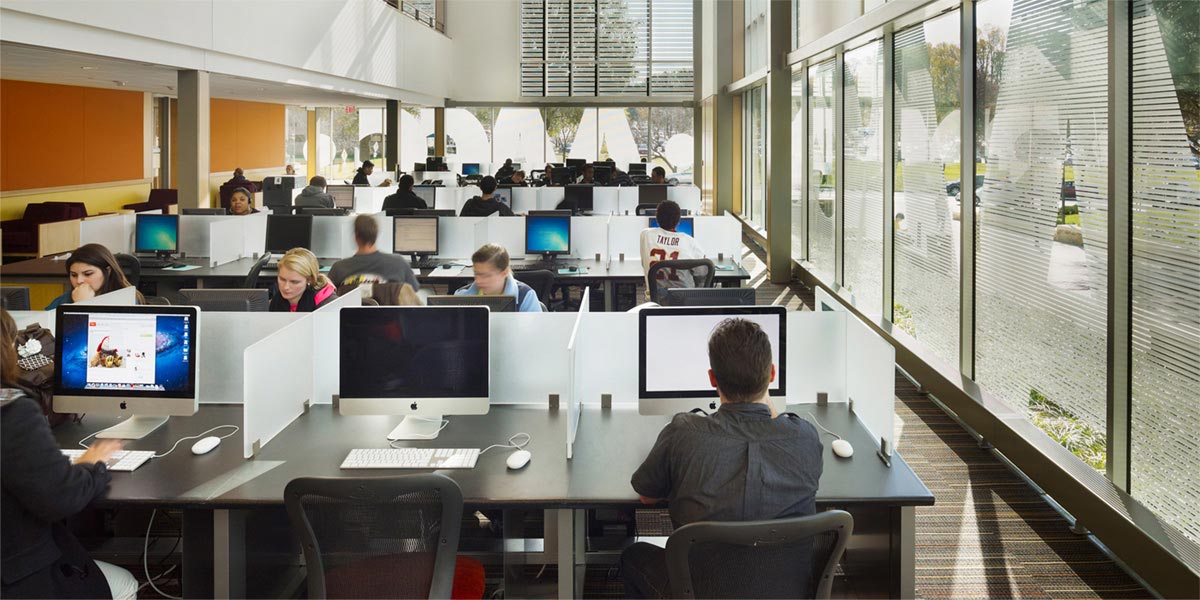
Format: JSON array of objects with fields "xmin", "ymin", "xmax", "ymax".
[
  {"xmin": 576, "ymin": 313, "xmax": 639, "ymax": 404},
  {"xmin": 243, "ymin": 314, "xmax": 315, "ymax": 457},
  {"xmin": 607, "ymin": 216, "xmax": 646, "ymax": 260},
  {"xmin": 310, "ymin": 287, "xmax": 364, "ymax": 405},
  {"xmin": 593, "ymin": 188, "xmax": 620, "ymax": 214},
  {"xmin": 80, "ymin": 214, "xmax": 133, "ymax": 253},
  {"xmin": 354, "ymin": 186, "xmax": 394, "ymax": 214},
  {"xmin": 480, "ymin": 215, "xmax": 526, "ymax": 257},
  {"xmin": 198, "ymin": 312, "xmax": 299, "ymax": 404},
  {"xmin": 512, "ymin": 187, "xmax": 539, "ymax": 214},
  {"xmin": 372, "ymin": 213, "xmax": 393, "ymax": 253},
  {"xmin": 9, "ymin": 311, "xmax": 55, "ymax": 334},
  {"xmin": 311, "ymin": 216, "xmax": 355, "ymax": 259},
  {"xmin": 208, "ymin": 219, "xmax": 245, "ymax": 267},
  {"xmin": 75, "ymin": 286, "xmax": 137, "ymax": 306},
  {"xmin": 456, "ymin": 185, "xmax": 482, "ymax": 214},
  {"xmin": 566, "ymin": 288, "xmax": 589, "ymax": 459},
  {"xmin": 571, "ymin": 217, "xmax": 609, "ymax": 259},
  {"xmin": 846, "ymin": 315, "xmax": 896, "ymax": 452},
  {"xmin": 668, "ymin": 185, "xmax": 702, "ymax": 213},
  {"xmin": 490, "ymin": 313, "xmax": 574, "ymax": 404},
  {"xmin": 438, "ymin": 217, "xmax": 480, "ymax": 258},
  {"xmin": 179, "ymin": 215, "xmax": 229, "ymax": 257},
  {"xmin": 786, "ymin": 311, "xmax": 848, "ymax": 405},
  {"xmin": 694, "ymin": 215, "xmax": 743, "ymax": 262},
  {"xmin": 538, "ymin": 187, "xmax": 565, "ymax": 210},
  {"xmin": 617, "ymin": 187, "xmax": 641, "ymax": 214},
  {"xmin": 241, "ymin": 213, "xmax": 268, "ymax": 257}
]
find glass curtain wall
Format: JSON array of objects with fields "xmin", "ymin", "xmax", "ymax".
[
  {"xmin": 285, "ymin": 106, "xmax": 308, "ymax": 174},
  {"xmin": 808, "ymin": 59, "xmax": 838, "ymax": 281},
  {"xmin": 791, "ymin": 70, "xmax": 805, "ymax": 261},
  {"xmin": 843, "ymin": 40, "xmax": 885, "ymax": 315},
  {"xmin": 742, "ymin": 86, "xmax": 768, "ymax": 230}
]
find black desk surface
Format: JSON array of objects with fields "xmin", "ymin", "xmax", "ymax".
[{"xmin": 53, "ymin": 404, "xmax": 932, "ymax": 510}]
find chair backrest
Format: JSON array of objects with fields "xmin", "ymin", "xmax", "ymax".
[
  {"xmin": 284, "ymin": 474, "xmax": 465, "ymax": 600},
  {"xmin": 635, "ymin": 203, "xmax": 658, "ymax": 216},
  {"xmin": 512, "ymin": 269, "xmax": 555, "ymax": 308},
  {"xmin": 665, "ymin": 510, "xmax": 853, "ymax": 600},
  {"xmin": 148, "ymin": 189, "xmax": 178, "ymax": 207},
  {"xmin": 114, "ymin": 253, "xmax": 141, "ymax": 287},
  {"xmin": 0, "ymin": 286, "xmax": 31, "ymax": 311},
  {"xmin": 646, "ymin": 259, "xmax": 714, "ymax": 304},
  {"xmin": 243, "ymin": 253, "xmax": 272, "ymax": 289}
]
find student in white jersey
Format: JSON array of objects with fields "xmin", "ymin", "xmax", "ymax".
[{"xmin": 639, "ymin": 200, "xmax": 705, "ymax": 297}]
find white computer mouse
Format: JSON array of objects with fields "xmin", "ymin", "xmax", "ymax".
[
  {"xmin": 191, "ymin": 436, "xmax": 222, "ymax": 455},
  {"xmin": 506, "ymin": 449, "xmax": 532, "ymax": 470},
  {"xmin": 831, "ymin": 439, "xmax": 854, "ymax": 458}
]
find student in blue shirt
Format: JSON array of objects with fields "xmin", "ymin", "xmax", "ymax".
[
  {"xmin": 45, "ymin": 244, "xmax": 144, "ymax": 310},
  {"xmin": 454, "ymin": 244, "xmax": 543, "ymax": 312}
]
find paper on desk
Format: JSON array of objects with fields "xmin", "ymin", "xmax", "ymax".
[
  {"xmin": 165, "ymin": 264, "xmax": 202, "ymax": 271},
  {"xmin": 714, "ymin": 264, "xmax": 736, "ymax": 271},
  {"xmin": 427, "ymin": 266, "xmax": 467, "ymax": 277}
]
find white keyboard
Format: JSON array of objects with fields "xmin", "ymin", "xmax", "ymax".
[
  {"xmin": 340, "ymin": 448, "xmax": 480, "ymax": 470},
  {"xmin": 61, "ymin": 449, "xmax": 155, "ymax": 472}
]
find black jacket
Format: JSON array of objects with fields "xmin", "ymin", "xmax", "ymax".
[
  {"xmin": 459, "ymin": 196, "xmax": 514, "ymax": 217},
  {"xmin": 382, "ymin": 190, "xmax": 428, "ymax": 211},
  {"xmin": 1, "ymin": 391, "xmax": 113, "ymax": 599},
  {"xmin": 352, "ymin": 169, "xmax": 370, "ymax": 185}
]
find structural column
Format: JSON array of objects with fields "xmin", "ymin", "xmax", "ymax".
[
  {"xmin": 306, "ymin": 109, "xmax": 318, "ymax": 181},
  {"xmin": 433, "ymin": 108, "xmax": 446, "ymax": 157},
  {"xmin": 386, "ymin": 100, "xmax": 400, "ymax": 174},
  {"xmin": 713, "ymin": 0, "xmax": 736, "ymax": 217},
  {"xmin": 176, "ymin": 70, "xmax": 210, "ymax": 209},
  {"xmin": 765, "ymin": 0, "xmax": 792, "ymax": 283}
]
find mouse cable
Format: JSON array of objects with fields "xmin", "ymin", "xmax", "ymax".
[
  {"xmin": 479, "ymin": 432, "xmax": 532, "ymax": 454},
  {"xmin": 143, "ymin": 509, "xmax": 183, "ymax": 599},
  {"xmin": 77, "ymin": 420, "xmax": 131, "ymax": 449},
  {"xmin": 153, "ymin": 425, "xmax": 240, "ymax": 459},
  {"xmin": 805, "ymin": 412, "xmax": 842, "ymax": 440}
]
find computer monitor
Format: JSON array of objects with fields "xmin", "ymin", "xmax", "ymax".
[
  {"xmin": 638, "ymin": 306, "xmax": 786, "ymax": 415},
  {"xmin": 639, "ymin": 184, "xmax": 668, "ymax": 204},
  {"xmin": 53, "ymin": 304, "xmax": 199, "ymax": 439},
  {"xmin": 180, "ymin": 288, "xmax": 269, "ymax": 312},
  {"xmin": 427, "ymin": 294, "xmax": 516, "ymax": 313},
  {"xmin": 659, "ymin": 287, "xmax": 756, "ymax": 307},
  {"xmin": 296, "ymin": 207, "xmax": 348, "ymax": 216},
  {"xmin": 511, "ymin": 162, "xmax": 522, "ymax": 171},
  {"xmin": 416, "ymin": 209, "xmax": 455, "ymax": 217},
  {"xmin": 425, "ymin": 156, "xmax": 446, "ymax": 171},
  {"xmin": 592, "ymin": 165, "xmax": 612, "ymax": 185},
  {"xmin": 628, "ymin": 163, "xmax": 648, "ymax": 176},
  {"xmin": 1, "ymin": 286, "xmax": 31, "ymax": 311},
  {"xmin": 493, "ymin": 186, "xmax": 513, "ymax": 208},
  {"xmin": 649, "ymin": 216, "xmax": 694, "ymax": 237},
  {"xmin": 528, "ymin": 209, "xmax": 572, "ymax": 217},
  {"xmin": 327, "ymin": 184, "xmax": 356, "ymax": 209},
  {"xmin": 339, "ymin": 306, "xmax": 489, "ymax": 440},
  {"xmin": 393, "ymin": 216, "xmax": 439, "ymax": 257},
  {"xmin": 566, "ymin": 158, "xmax": 587, "ymax": 170},
  {"xmin": 551, "ymin": 167, "xmax": 573, "ymax": 186},
  {"xmin": 564, "ymin": 185, "xmax": 594, "ymax": 213},
  {"xmin": 182, "ymin": 208, "xmax": 228, "ymax": 215},
  {"xmin": 265, "ymin": 214, "xmax": 314, "ymax": 254},
  {"xmin": 525, "ymin": 214, "xmax": 571, "ymax": 257},
  {"xmin": 413, "ymin": 162, "xmax": 426, "ymax": 173},
  {"xmin": 413, "ymin": 185, "xmax": 437, "ymax": 207},
  {"xmin": 635, "ymin": 204, "xmax": 657, "ymax": 216},
  {"xmin": 135, "ymin": 214, "xmax": 179, "ymax": 255},
  {"xmin": 462, "ymin": 163, "xmax": 481, "ymax": 176}
]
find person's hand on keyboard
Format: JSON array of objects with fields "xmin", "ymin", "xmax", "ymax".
[{"xmin": 73, "ymin": 439, "xmax": 123, "ymax": 465}]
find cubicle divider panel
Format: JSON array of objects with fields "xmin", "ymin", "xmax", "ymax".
[
  {"xmin": 456, "ymin": 185, "xmax": 481, "ymax": 214},
  {"xmin": 571, "ymin": 217, "xmax": 609, "ymax": 259},
  {"xmin": 179, "ymin": 215, "xmax": 228, "ymax": 257},
  {"xmin": 577, "ymin": 312, "xmax": 640, "ymax": 405},
  {"xmin": 538, "ymin": 187, "xmax": 566, "ymax": 211},
  {"xmin": 566, "ymin": 288, "xmax": 589, "ymax": 459},
  {"xmin": 309, "ymin": 288, "xmax": 364, "ymax": 406},
  {"xmin": 354, "ymin": 187, "xmax": 391, "ymax": 215},
  {"xmin": 208, "ymin": 219, "xmax": 245, "ymax": 267},
  {"xmin": 80, "ymin": 213, "xmax": 133, "ymax": 254},
  {"xmin": 616, "ymin": 187, "xmax": 641, "ymax": 215},
  {"xmin": 490, "ymin": 313, "xmax": 575, "ymax": 404},
  {"xmin": 38, "ymin": 219, "xmax": 81, "ymax": 257},
  {"xmin": 593, "ymin": 188, "xmax": 620, "ymax": 215},
  {"xmin": 787, "ymin": 311, "xmax": 849, "ymax": 406},
  {"xmin": 311, "ymin": 216, "xmax": 355, "ymax": 259},
  {"xmin": 198, "ymin": 312, "xmax": 299, "ymax": 405},
  {"xmin": 513, "ymin": 187, "xmax": 539, "ymax": 214},
  {"xmin": 694, "ymin": 216, "xmax": 743, "ymax": 263},
  {"xmin": 607, "ymin": 216, "xmax": 646, "ymax": 261},
  {"xmin": 438, "ymin": 217, "xmax": 480, "ymax": 259},
  {"xmin": 241, "ymin": 213, "xmax": 268, "ymax": 258},
  {"xmin": 75, "ymin": 286, "xmax": 137, "ymax": 306},
  {"xmin": 243, "ymin": 314, "xmax": 316, "ymax": 458},
  {"xmin": 845, "ymin": 313, "xmax": 896, "ymax": 451},
  {"xmin": 668, "ymin": 185, "xmax": 702, "ymax": 214},
  {"xmin": 372, "ymin": 212, "xmax": 393, "ymax": 254},
  {"xmin": 482, "ymin": 216, "xmax": 527, "ymax": 258},
  {"xmin": 9, "ymin": 310, "xmax": 56, "ymax": 334}
]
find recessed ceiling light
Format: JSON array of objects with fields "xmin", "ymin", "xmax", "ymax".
[
  {"xmin": 81, "ymin": 66, "xmax": 98, "ymax": 70},
  {"xmin": 257, "ymin": 87, "xmax": 265, "ymax": 92},
  {"xmin": 114, "ymin": 80, "xmax": 127, "ymax": 86}
]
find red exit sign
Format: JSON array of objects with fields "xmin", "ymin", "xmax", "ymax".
[{"xmin": 344, "ymin": 105, "xmax": 356, "ymax": 114}]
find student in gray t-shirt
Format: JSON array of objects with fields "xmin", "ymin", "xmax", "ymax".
[{"xmin": 327, "ymin": 215, "xmax": 421, "ymax": 291}]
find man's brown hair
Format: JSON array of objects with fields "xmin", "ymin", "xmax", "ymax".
[
  {"xmin": 707, "ymin": 318, "xmax": 773, "ymax": 403},
  {"xmin": 353, "ymin": 215, "xmax": 378, "ymax": 245},
  {"xmin": 471, "ymin": 243, "xmax": 510, "ymax": 272}
]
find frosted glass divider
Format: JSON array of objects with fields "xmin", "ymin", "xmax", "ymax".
[
  {"xmin": 243, "ymin": 313, "xmax": 316, "ymax": 458},
  {"xmin": 372, "ymin": 213, "xmax": 393, "ymax": 254},
  {"xmin": 484, "ymin": 215, "xmax": 526, "ymax": 257},
  {"xmin": 80, "ymin": 213, "xmax": 132, "ymax": 253},
  {"xmin": 617, "ymin": 187, "xmax": 641, "ymax": 214},
  {"xmin": 10, "ymin": 311, "xmax": 56, "ymax": 334},
  {"xmin": 513, "ymin": 187, "xmax": 539, "ymax": 214},
  {"xmin": 311, "ymin": 215, "xmax": 355, "ymax": 259},
  {"xmin": 845, "ymin": 314, "xmax": 896, "ymax": 452},
  {"xmin": 668, "ymin": 185, "xmax": 702, "ymax": 213},
  {"xmin": 241, "ymin": 213, "xmax": 268, "ymax": 258},
  {"xmin": 208, "ymin": 218, "xmax": 245, "ymax": 267},
  {"xmin": 439, "ymin": 217, "xmax": 481, "ymax": 258},
  {"xmin": 577, "ymin": 312, "xmax": 640, "ymax": 405},
  {"xmin": 593, "ymin": 188, "xmax": 620, "ymax": 214},
  {"xmin": 566, "ymin": 287, "xmax": 590, "ymax": 459},
  {"xmin": 179, "ymin": 215, "xmax": 227, "ymax": 257},
  {"xmin": 490, "ymin": 313, "xmax": 573, "ymax": 404},
  {"xmin": 75, "ymin": 286, "xmax": 137, "ymax": 306},
  {"xmin": 538, "ymin": 187, "xmax": 565, "ymax": 210},
  {"xmin": 571, "ymin": 216, "xmax": 609, "ymax": 259},
  {"xmin": 607, "ymin": 216, "xmax": 646, "ymax": 261},
  {"xmin": 198, "ymin": 312, "xmax": 298, "ymax": 404},
  {"xmin": 786, "ymin": 311, "xmax": 849, "ymax": 406},
  {"xmin": 310, "ymin": 287, "xmax": 364, "ymax": 406},
  {"xmin": 694, "ymin": 216, "xmax": 742, "ymax": 262}
]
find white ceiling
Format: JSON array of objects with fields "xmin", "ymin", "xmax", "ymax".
[{"xmin": 0, "ymin": 43, "xmax": 388, "ymax": 107}]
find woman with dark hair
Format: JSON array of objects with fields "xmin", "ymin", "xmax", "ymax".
[
  {"xmin": 1, "ymin": 309, "xmax": 139, "ymax": 599},
  {"xmin": 44, "ymin": 244, "xmax": 145, "ymax": 310},
  {"xmin": 229, "ymin": 186, "xmax": 259, "ymax": 215}
]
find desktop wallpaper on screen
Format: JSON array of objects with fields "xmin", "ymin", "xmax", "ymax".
[
  {"xmin": 650, "ymin": 217, "xmax": 693, "ymax": 237},
  {"xmin": 527, "ymin": 217, "xmax": 570, "ymax": 253},
  {"xmin": 59, "ymin": 313, "xmax": 191, "ymax": 393},
  {"xmin": 137, "ymin": 217, "xmax": 177, "ymax": 251}
]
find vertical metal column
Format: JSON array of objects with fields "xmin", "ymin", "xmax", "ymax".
[
  {"xmin": 434, "ymin": 107, "xmax": 446, "ymax": 157},
  {"xmin": 1105, "ymin": 0, "xmax": 1132, "ymax": 491},
  {"xmin": 385, "ymin": 100, "xmax": 400, "ymax": 174},
  {"xmin": 306, "ymin": 109, "xmax": 318, "ymax": 180},
  {"xmin": 882, "ymin": 29, "xmax": 896, "ymax": 319},
  {"xmin": 714, "ymin": 0, "xmax": 737, "ymax": 216},
  {"xmin": 157, "ymin": 96, "xmax": 172, "ymax": 189},
  {"xmin": 834, "ymin": 50, "xmax": 846, "ymax": 286},
  {"xmin": 959, "ymin": 2, "xmax": 977, "ymax": 378},
  {"xmin": 766, "ymin": 0, "xmax": 793, "ymax": 283},
  {"xmin": 799, "ymin": 63, "xmax": 810, "ymax": 262},
  {"xmin": 177, "ymin": 70, "xmax": 210, "ymax": 210}
]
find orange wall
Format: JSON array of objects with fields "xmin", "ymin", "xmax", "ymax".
[
  {"xmin": 0, "ymin": 80, "xmax": 143, "ymax": 191},
  {"xmin": 209, "ymin": 99, "xmax": 285, "ymax": 173}
]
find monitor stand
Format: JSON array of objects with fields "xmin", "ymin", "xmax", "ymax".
[
  {"xmin": 387, "ymin": 415, "xmax": 445, "ymax": 441},
  {"xmin": 96, "ymin": 416, "xmax": 168, "ymax": 440}
]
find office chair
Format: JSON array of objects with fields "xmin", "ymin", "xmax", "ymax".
[
  {"xmin": 646, "ymin": 259, "xmax": 715, "ymax": 304},
  {"xmin": 665, "ymin": 510, "xmax": 853, "ymax": 599},
  {"xmin": 114, "ymin": 253, "xmax": 141, "ymax": 287},
  {"xmin": 635, "ymin": 203, "xmax": 658, "ymax": 216},
  {"xmin": 511, "ymin": 269, "xmax": 556, "ymax": 311},
  {"xmin": 243, "ymin": 253, "xmax": 272, "ymax": 289},
  {"xmin": 0, "ymin": 286, "xmax": 31, "ymax": 311},
  {"xmin": 284, "ymin": 474, "xmax": 485, "ymax": 599}
]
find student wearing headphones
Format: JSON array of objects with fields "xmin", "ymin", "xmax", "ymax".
[
  {"xmin": 454, "ymin": 244, "xmax": 542, "ymax": 312},
  {"xmin": 228, "ymin": 187, "xmax": 259, "ymax": 215},
  {"xmin": 270, "ymin": 248, "xmax": 338, "ymax": 312}
]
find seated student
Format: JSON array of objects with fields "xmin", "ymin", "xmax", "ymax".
[
  {"xmin": 229, "ymin": 186, "xmax": 259, "ymax": 215},
  {"xmin": 295, "ymin": 175, "xmax": 335, "ymax": 208},
  {"xmin": 270, "ymin": 248, "xmax": 338, "ymax": 312},
  {"xmin": 576, "ymin": 164, "xmax": 595, "ymax": 185},
  {"xmin": 609, "ymin": 161, "xmax": 634, "ymax": 187},
  {"xmin": 381, "ymin": 175, "xmax": 428, "ymax": 211},
  {"xmin": 352, "ymin": 160, "xmax": 392, "ymax": 187},
  {"xmin": 639, "ymin": 200, "xmax": 705, "ymax": 295},
  {"xmin": 224, "ymin": 167, "xmax": 250, "ymax": 187},
  {"xmin": 329, "ymin": 215, "xmax": 421, "ymax": 290},
  {"xmin": 537, "ymin": 164, "xmax": 556, "ymax": 187},
  {"xmin": 495, "ymin": 158, "xmax": 516, "ymax": 182},
  {"xmin": 45, "ymin": 244, "xmax": 145, "ymax": 310},
  {"xmin": 650, "ymin": 166, "xmax": 667, "ymax": 185},
  {"xmin": 459, "ymin": 176, "xmax": 514, "ymax": 216},
  {"xmin": 454, "ymin": 244, "xmax": 542, "ymax": 312},
  {"xmin": 1, "ymin": 309, "xmax": 140, "ymax": 600},
  {"xmin": 510, "ymin": 170, "xmax": 527, "ymax": 186},
  {"xmin": 285, "ymin": 164, "xmax": 296, "ymax": 175},
  {"xmin": 620, "ymin": 318, "xmax": 823, "ymax": 599}
]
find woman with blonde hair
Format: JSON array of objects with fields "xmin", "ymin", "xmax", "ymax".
[{"xmin": 269, "ymin": 247, "xmax": 338, "ymax": 312}]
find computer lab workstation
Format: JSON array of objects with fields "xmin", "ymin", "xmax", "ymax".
[{"xmin": 6, "ymin": 283, "xmax": 930, "ymax": 599}]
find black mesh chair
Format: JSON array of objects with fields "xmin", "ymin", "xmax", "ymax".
[
  {"xmin": 114, "ymin": 253, "xmax": 141, "ymax": 287},
  {"xmin": 243, "ymin": 253, "xmax": 272, "ymax": 289},
  {"xmin": 0, "ymin": 286, "xmax": 31, "ymax": 310},
  {"xmin": 284, "ymin": 474, "xmax": 485, "ymax": 599},
  {"xmin": 665, "ymin": 510, "xmax": 853, "ymax": 599},
  {"xmin": 512, "ymin": 269, "xmax": 557, "ymax": 311},
  {"xmin": 646, "ymin": 259, "xmax": 715, "ymax": 304}
]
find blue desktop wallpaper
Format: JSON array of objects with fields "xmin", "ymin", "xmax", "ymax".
[
  {"xmin": 59, "ymin": 313, "xmax": 192, "ymax": 392},
  {"xmin": 136, "ymin": 215, "xmax": 178, "ymax": 252},
  {"xmin": 526, "ymin": 216, "xmax": 570, "ymax": 253},
  {"xmin": 650, "ymin": 217, "xmax": 693, "ymax": 237}
]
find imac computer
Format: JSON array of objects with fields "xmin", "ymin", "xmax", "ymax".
[
  {"xmin": 659, "ymin": 287, "xmax": 756, "ymax": 307},
  {"xmin": 639, "ymin": 184, "xmax": 668, "ymax": 204},
  {"xmin": 327, "ymin": 185, "xmax": 356, "ymax": 209},
  {"xmin": 135, "ymin": 214, "xmax": 180, "ymax": 264},
  {"xmin": 649, "ymin": 216, "xmax": 694, "ymax": 237},
  {"xmin": 413, "ymin": 185, "xmax": 437, "ymax": 207},
  {"xmin": 563, "ymin": 185, "xmax": 594, "ymax": 214},
  {"xmin": 180, "ymin": 288, "xmax": 270, "ymax": 312},
  {"xmin": 393, "ymin": 216, "xmax": 439, "ymax": 261},
  {"xmin": 339, "ymin": 306, "xmax": 490, "ymax": 440},
  {"xmin": 462, "ymin": 163, "xmax": 481, "ymax": 176},
  {"xmin": 266, "ymin": 214, "xmax": 314, "ymax": 254},
  {"xmin": 525, "ymin": 214, "xmax": 571, "ymax": 259},
  {"xmin": 54, "ymin": 304, "xmax": 199, "ymax": 439},
  {"xmin": 638, "ymin": 306, "xmax": 786, "ymax": 415},
  {"xmin": 427, "ymin": 295, "xmax": 516, "ymax": 313}
]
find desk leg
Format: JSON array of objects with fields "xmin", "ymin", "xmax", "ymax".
[
  {"xmin": 213, "ymin": 509, "xmax": 246, "ymax": 599},
  {"xmin": 603, "ymin": 283, "xmax": 615, "ymax": 312},
  {"xmin": 898, "ymin": 505, "xmax": 915, "ymax": 599},
  {"xmin": 555, "ymin": 509, "xmax": 585, "ymax": 599},
  {"xmin": 182, "ymin": 510, "xmax": 213, "ymax": 599}
]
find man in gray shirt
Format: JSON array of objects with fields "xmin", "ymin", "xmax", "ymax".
[
  {"xmin": 621, "ymin": 318, "xmax": 824, "ymax": 598},
  {"xmin": 328, "ymin": 215, "xmax": 421, "ymax": 291},
  {"xmin": 294, "ymin": 175, "xmax": 335, "ymax": 209}
]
